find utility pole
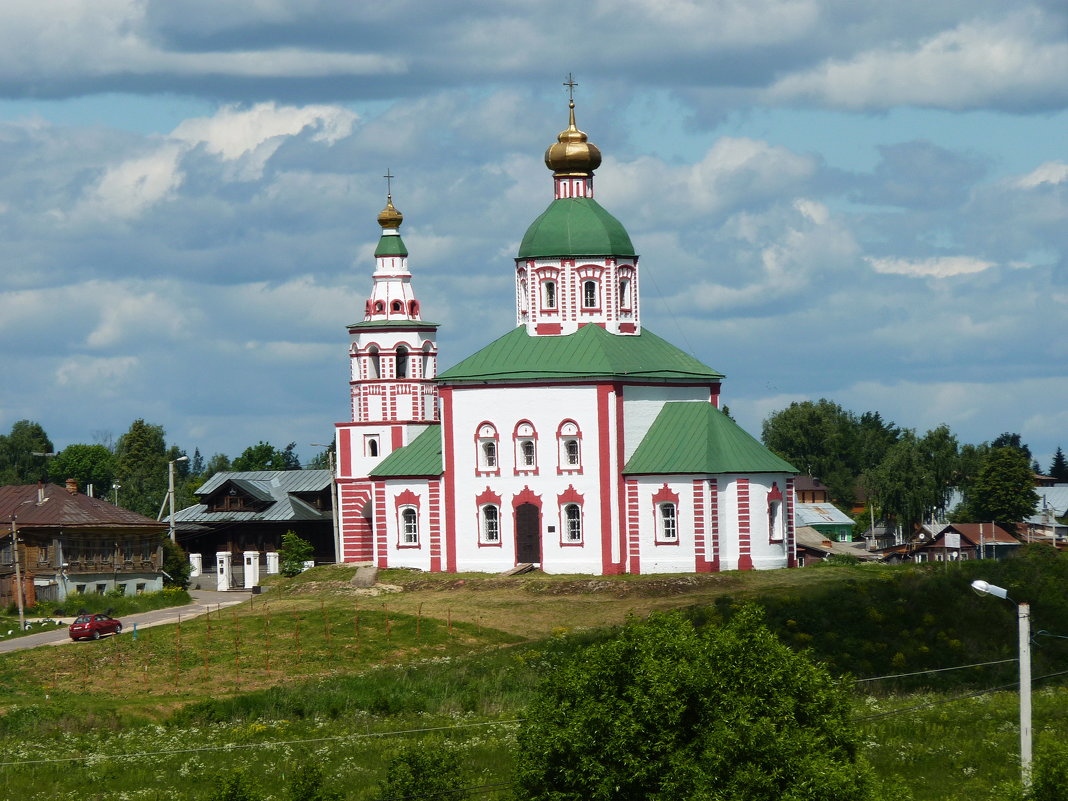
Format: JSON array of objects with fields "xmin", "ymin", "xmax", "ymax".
[{"xmin": 9, "ymin": 517, "xmax": 25, "ymax": 632}]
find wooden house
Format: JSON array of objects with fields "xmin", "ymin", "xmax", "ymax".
[{"xmin": 0, "ymin": 480, "xmax": 167, "ymax": 606}]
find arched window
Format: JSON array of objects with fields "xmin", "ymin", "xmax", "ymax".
[
  {"xmin": 391, "ymin": 300, "xmax": 403, "ymax": 313},
  {"xmin": 564, "ymin": 439, "xmax": 579, "ymax": 466},
  {"xmin": 481, "ymin": 505, "xmax": 500, "ymax": 543},
  {"xmin": 556, "ymin": 420, "xmax": 582, "ymax": 473},
  {"xmin": 367, "ymin": 346, "xmax": 381, "ymax": 380},
  {"xmin": 767, "ymin": 482, "xmax": 784, "ymax": 543},
  {"xmin": 519, "ymin": 276, "xmax": 528, "ymax": 312},
  {"xmin": 582, "ymin": 279, "xmax": 598, "ymax": 309},
  {"xmin": 619, "ymin": 277, "xmax": 632, "ymax": 309},
  {"xmin": 396, "ymin": 345, "xmax": 408, "ymax": 379},
  {"xmin": 421, "ymin": 343, "xmax": 433, "ymax": 380},
  {"xmin": 374, "ymin": 301, "xmax": 385, "ymax": 313},
  {"xmin": 409, "ymin": 300, "xmax": 419, "ymax": 317},
  {"xmin": 658, "ymin": 503, "xmax": 678, "ymax": 542},
  {"xmin": 543, "ymin": 280, "xmax": 556, "ymax": 310},
  {"xmin": 476, "ymin": 423, "xmax": 500, "ymax": 474},
  {"xmin": 365, "ymin": 436, "xmax": 379, "ymax": 457},
  {"xmin": 564, "ymin": 504, "xmax": 582, "ymax": 543},
  {"xmin": 513, "ymin": 421, "xmax": 538, "ymax": 474},
  {"xmin": 400, "ymin": 507, "xmax": 418, "ymax": 545}
]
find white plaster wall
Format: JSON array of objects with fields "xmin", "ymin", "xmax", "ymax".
[
  {"xmin": 379, "ymin": 478, "xmax": 435, "ymax": 572},
  {"xmin": 621, "ymin": 386, "xmax": 715, "ymax": 461},
  {"xmin": 448, "ymin": 384, "xmax": 608, "ymax": 574},
  {"xmin": 715, "ymin": 474, "xmax": 792, "ymax": 571},
  {"xmin": 630, "ymin": 476, "xmax": 700, "ymax": 573}
]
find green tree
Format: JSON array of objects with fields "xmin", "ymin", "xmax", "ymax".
[
  {"xmin": 380, "ymin": 744, "xmax": 469, "ymax": 801},
  {"xmin": 919, "ymin": 424, "xmax": 960, "ymax": 520},
  {"xmin": 285, "ymin": 763, "xmax": 342, "ymax": 801},
  {"xmin": 1048, "ymin": 446, "xmax": 1067, "ymax": 482},
  {"xmin": 967, "ymin": 447, "xmax": 1040, "ymax": 529},
  {"xmin": 48, "ymin": 444, "xmax": 116, "ymax": 498},
  {"xmin": 209, "ymin": 770, "xmax": 261, "ymax": 801},
  {"xmin": 232, "ymin": 441, "xmax": 301, "ymax": 471},
  {"xmin": 514, "ymin": 607, "xmax": 881, "ymax": 801},
  {"xmin": 992, "ymin": 432, "xmax": 1033, "ymax": 465},
  {"xmin": 114, "ymin": 419, "xmax": 169, "ymax": 518},
  {"xmin": 279, "ymin": 531, "xmax": 314, "ymax": 577},
  {"xmin": 161, "ymin": 539, "xmax": 192, "ymax": 589},
  {"xmin": 202, "ymin": 452, "xmax": 232, "ymax": 482},
  {"xmin": 865, "ymin": 431, "xmax": 934, "ymax": 537},
  {"xmin": 0, "ymin": 420, "xmax": 54, "ymax": 484}
]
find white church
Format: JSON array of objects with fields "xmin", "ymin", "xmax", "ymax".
[{"xmin": 333, "ymin": 98, "xmax": 798, "ymax": 575}]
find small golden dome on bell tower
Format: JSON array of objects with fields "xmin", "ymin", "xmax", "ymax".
[
  {"xmin": 377, "ymin": 195, "xmax": 403, "ymax": 230},
  {"xmin": 544, "ymin": 99, "xmax": 602, "ymax": 177}
]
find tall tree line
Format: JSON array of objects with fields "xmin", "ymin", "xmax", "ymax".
[
  {"xmin": 0, "ymin": 419, "xmax": 309, "ymax": 518},
  {"xmin": 761, "ymin": 399, "xmax": 1057, "ymax": 536}
]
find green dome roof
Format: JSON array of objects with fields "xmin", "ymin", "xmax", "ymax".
[
  {"xmin": 374, "ymin": 233, "xmax": 408, "ymax": 258},
  {"xmin": 517, "ymin": 197, "xmax": 635, "ymax": 259}
]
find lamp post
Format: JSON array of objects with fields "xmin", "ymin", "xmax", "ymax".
[
  {"xmin": 971, "ymin": 579, "xmax": 1031, "ymax": 785},
  {"xmin": 311, "ymin": 443, "xmax": 340, "ymax": 563},
  {"xmin": 112, "ymin": 483, "xmax": 121, "ymax": 506},
  {"xmin": 167, "ymin": 456, "xmax": 189, "ymax": 542},
  {"xmin": 8, "ymin": 516, "xmax": 26, "ymax": 633}
]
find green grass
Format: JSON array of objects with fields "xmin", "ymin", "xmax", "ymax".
[{"xmin": 0, "ymin": 554, "xmax": 1067, "ymax": 799}]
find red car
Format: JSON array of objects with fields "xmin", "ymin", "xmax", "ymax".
[{"xmin": 69, "ymin": 614, "xmax": 123, "ymax": 641}]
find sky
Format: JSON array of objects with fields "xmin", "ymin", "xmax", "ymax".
[{"xmin": 0, "ymin": 0, "xmax": 1066, "ymax": 472}]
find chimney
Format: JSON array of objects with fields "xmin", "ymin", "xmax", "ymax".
[
  {"xmin": 65, "ymin": 478, "xmax": 78, "ymax": 495},
  {"xmin": 37, "ymin": 480, "xmax": 45, "ymax": 503}
]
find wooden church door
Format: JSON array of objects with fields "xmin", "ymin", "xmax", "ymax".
[{"xmin": 515, "ymin": 503, "xmax": 541, "ymax": 564}]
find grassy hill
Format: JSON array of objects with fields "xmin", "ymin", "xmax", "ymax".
[{"xmin": 0, "ymin": 546, "xmax": 1066, "ymax": 799}]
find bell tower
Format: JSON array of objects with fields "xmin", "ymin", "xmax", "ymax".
[{"xmin": 334, "ymin": 178, "xmax": 440, "ymax": 561}]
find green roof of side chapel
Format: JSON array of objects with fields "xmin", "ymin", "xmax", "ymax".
[
  {"xmin": 370, "ymin": 426, "xmax": 442, "ymax": 477},
  {"xmin": 518, "ymin": 197, "xmax": 635, "ymax": 259},
  {"xmin": 624, "ymin": 402, "xmax": 798, "ymax": 475}
]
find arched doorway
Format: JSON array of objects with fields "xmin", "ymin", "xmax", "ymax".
[{"xmin": 515, "ymin": 503, "xmax": 541, "ymax": 564}]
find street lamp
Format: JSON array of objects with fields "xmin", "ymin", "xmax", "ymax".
[
  {"xmin": 167, "ymin": 456, "xmax": 189, "ymax": 542},
  {"xmin": 112, "ymin": 483, "xmax": 121, "ymax": 506},
  {"xmin": 971, "ymin": 579, "xmax": 1031, "ymax": 785},
  {"xmin": 311, "ymin": 443, "xmax": 340, "ymax": 564}
]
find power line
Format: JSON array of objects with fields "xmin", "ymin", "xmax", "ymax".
[
  {"xmin": 0, "ymin": 719, "xmax": 524, "ymax": 768},
  {"xmin": 854, "ymin": 668, "xmax": 1068, "ymax": 722},
  {"xmin": 852, "ymin": 658, "xmax": 1018, "ymax": 684}
]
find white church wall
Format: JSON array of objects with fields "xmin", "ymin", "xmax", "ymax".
[
  {"xmin": 447, "ymin": 383, "xmax": 607, "ymax": 574},
  {"xmin": 621, "ymin": 386, "xmax": 715, "ymax": 461},
  {"xmin": 715, "ymin": 474, "xmax": 792, "ymax": 571},
  {"xmin": 629, "ymin": 476, "xmax": 702, "ymax": 573},
  {"xmin": 378, "ymin": 478, "xmax": 436, "ymax": 572}
]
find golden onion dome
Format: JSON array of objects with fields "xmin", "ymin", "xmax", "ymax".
[
  {"xmin": 544, "ymin": 100, "xmax": 602, "ymax": 176},
  {"xmin": 377, "ymin": 195, "xmax": 403, "ymax": 230}
]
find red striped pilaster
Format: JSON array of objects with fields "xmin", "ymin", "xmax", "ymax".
[
  {"xmin": 626, "ymin": 479, "xmax": 641, "ymax": 574},
  {"xmin": 708, "ymin": 479, "xmax": 720, "ymax": 571},
  {"xmin": 786, "ymin": 476, "xmax": 797, "ymax": 568},
  {"xmin": 613, "ymin": 385, "xmax": 626, "ymax": 574},
  {"xmin": 441, "ymin": 387, "xmax": 458, "ymax": 572},
  {"xmin": 737, "ymin": 478, "xmax": 753, "ymax": 570},
  {"xmin": 337, "ymin": 480, "xmax": 373, "ymax": 562},
  {"xmin": 692, "ymin": 479, "xmax": 710, "ymax": 572},
  {"xmin": 374, "ymin": 482, "xmax": 388, "ymax": 568},
  {"xmin": 596, "ymin": 384, "xmax": 615, "ymax": 574},
  {"xmin": 429, "ymin": 478, "xmax": 442, "ymax": 572}
]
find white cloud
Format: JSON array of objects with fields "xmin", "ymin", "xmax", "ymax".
[
  {"xmin": 1015, "ymin": 162, "xmax": 1068, "ymax": 189},
  {"xmin": 171, "ymin": 102, "xmax": 358, "ymax": 180},
  {"xmin": 82, "ymin": 144, "xmax": 184, "ymax": 219},
  {"xmin": 54, "ymin": 355, "xmax": 139, "ymax": 389},
  {"xmin": 767, "ymin": 9, "xmax": 1068, "ymax": 110},
  {"xmin": 865, "ymin": 256, "xmax": 995, "ymax": 278}
]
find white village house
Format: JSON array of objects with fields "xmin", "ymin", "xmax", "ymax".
[{"xmin": 332, "ymin": 99, "xmax": 799, "ymax": 575}]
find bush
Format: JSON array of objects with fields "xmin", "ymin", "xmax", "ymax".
[
  {"xmin": 380, "ymin": 743, "xmax": 469, "ymax": 801},
  {"xmin": 279, "ymin": 531, "xmax": 314, "ymax": 577}
]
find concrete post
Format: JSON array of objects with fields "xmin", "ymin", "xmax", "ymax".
[
  {"xmin": 265, "ymin": 551, "xmax": 279, "ymax": 575},
  {"xmin": 243, "ymin": 551, "xmax": 260, "ymax": 589},
  {"xmin": 189, "ymin": 553, "xmax": 202, "ymax": 578},
  {"xmin": 215, "ymin": 551, "xmax": 232, "ymax": 592}
]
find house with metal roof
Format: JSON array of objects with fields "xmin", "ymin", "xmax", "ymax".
[
  {"xmin": 0, "ymin": 480, "xmax": 167, "ymax": 605},
  {"xmin": 172, "ymin": 470, "xmax": 335, "ymax": 582},
  {"xmin": 332, "ymin": 97, "xmax": 799, "ymax": 575}
]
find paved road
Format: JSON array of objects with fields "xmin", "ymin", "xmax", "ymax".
[{"xmin": 0, "ymin": 588, "xmax": 254, "ymax": 653}]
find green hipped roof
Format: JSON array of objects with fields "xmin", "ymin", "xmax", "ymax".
[
  {"xmin": 375, "ymin": 233, "xmax": 408, "ymax": 258},
  {"xmin": 624, "ymin": 402, "xmax": 798, "ymax": 475},
  {"xmin": 370, "ymin": 426, "xmax": 443, "ymax": 477},
  {"xmin": 437, "ymin": 325, "xmax": 724, "ymax": 384},
  {"xmin": 518, "ymin": 197, "xmax": 635, "ymax": 259}
]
